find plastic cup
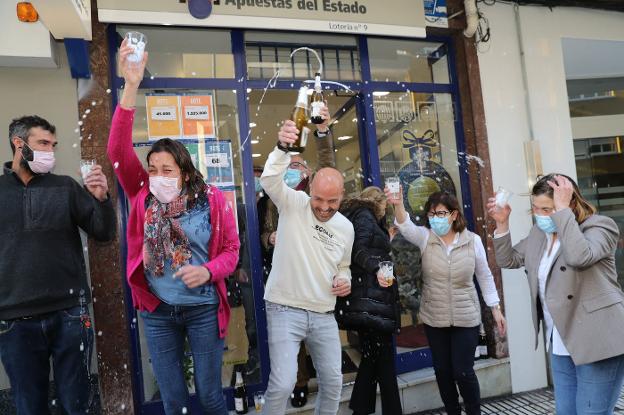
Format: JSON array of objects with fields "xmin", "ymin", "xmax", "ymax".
[
  {"xmin": 126, "ymin": 31, "xmax": 147, "ymax": 63},
  {"xmin": 80, "ymin": 159, "xmax": 96, "ymax": 181},
  {"xmin": 495, "ymin": 186, "xmax": 513, "ymax": 208},
  {"xmin": 385, "ymin": 177, "xmax": 400, "ymax": 200},
  {"xmin": 253, "ymin": 392, "xmax": 264, "ymax": 412},
  {"xmin": 379, "ymin": 261, "xmax": 395, "ymax": 286}
]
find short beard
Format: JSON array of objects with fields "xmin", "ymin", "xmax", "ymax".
[{"xmin": 19, "ymin": 156, "xmax": 34, "ymax": 174}]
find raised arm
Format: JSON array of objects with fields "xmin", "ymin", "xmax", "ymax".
[
  {"xmin": 106, "ymin": 38, "xmax": 149, "ymax": 198},
  {"xmin": 386, "ymin": 186, "xmax": 428, "ymax": 251},
  {"xmin": 259, "ymin": 120, "xmax": 308, "ymax": 211},
  {"xmin": 552, "ymin": 208, "xmax": 618, "ymax": 268},
  {"xmin": 487, "ymin": 196, "xmax": 526, "ymax": 269}
]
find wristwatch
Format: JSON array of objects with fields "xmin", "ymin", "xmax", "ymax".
[
  {"xmin": 314, "ymin": 129, "xmax": 330, "ymax": 139},
  {"xmin": 491, "ymin": 304, "xmax": 501, "ymax": 311},
  {"xmin": 276, "ymin": 141, "xmax": 290, "ymax": 153}
]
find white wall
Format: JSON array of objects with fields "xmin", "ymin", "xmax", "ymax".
[
  {"xmin": 478, "ymin": 2, "xmax": 624, "ymax": 393},
  {"xmin": 0, "ymin": 0, "xmax": 57, "ymax": 68},
  {"xmin": 0, "ymin": 42, "xmax": 82, "ymax": 179}
]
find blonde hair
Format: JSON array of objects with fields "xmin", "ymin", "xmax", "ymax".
[{"xmin": 358, "ymin": 186, "xmax": 387, "ymax": 220}]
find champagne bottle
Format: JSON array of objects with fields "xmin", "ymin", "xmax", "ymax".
[
  {"xmin": 310, "ymin": 72, "xmax": 325, "ymax": 124},
  {"xmin": 289, "ymin": 86, "xmax": 311, "ymax": 153},
  {"xmin": 478, "ymin": 324, "xmax": 488, "ymax": 360},
  {"xmin": 234, "ymin": 370, "xmax": 248, "ymax": 414}
]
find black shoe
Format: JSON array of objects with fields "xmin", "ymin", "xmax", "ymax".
[{"xmin": 290, "ymin": 384, "xmax": 308, "ymax": 408}]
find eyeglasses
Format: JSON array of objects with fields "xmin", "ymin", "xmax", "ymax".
[
  {"xmin": 427, "ymin": 210, "xmax": 453, "ymax": 218},
  {"xmin": 289, "ymin": 161, "xmax": 306, "ymax": 170}
]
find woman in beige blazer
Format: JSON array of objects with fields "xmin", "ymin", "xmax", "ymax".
[{"xmin": 488, "ymin": 174, "xmax": 624, "ymax": 415}]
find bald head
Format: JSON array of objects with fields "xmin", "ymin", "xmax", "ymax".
[{"xmin": 309, "ymin": 167, "xmax": 344, "ymax": 222}]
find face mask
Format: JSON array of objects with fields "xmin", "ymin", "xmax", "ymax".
[
  {"xmin": 534, "ymin": 214, "xmax": 557, "ymax": 234},
  {"xmin": 429, "ymin": 216, "xmax": 452, "ymax": 237},
  {"xmin": 22, "ymin": 143, "xmax": 55, "ymax": 174},
  {"xmin": 284, "ymin": 168, "xmax": 302, "ymax": 189},
  {"xmin": 254, "ymin": 177, "xmax": 263, "ymax": 193},
  {"xmin": 149, "ymin": 176, "xmax": 181, "ymax": 204}
]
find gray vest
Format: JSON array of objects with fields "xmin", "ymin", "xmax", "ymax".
[{"xmin": 419, "ymin": 230, "xmax": 481, "ymax": 328}]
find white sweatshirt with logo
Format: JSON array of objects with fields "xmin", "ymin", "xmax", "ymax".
[{"xmin": 260, "ymin": 147, "xmax": 354, "ymax": 313}]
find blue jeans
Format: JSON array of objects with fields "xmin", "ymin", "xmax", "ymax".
[
  {"xmin": 263, "ymin": 301, "xmax": 342, "ymax": 415},
  {"xmin": 140, "ymin": 303, "xmax": 227, "ymax": 415},
  {"xmin": 0, "ymin": 306, "xmax": 94, "ymax": 415},
  {"xmin": 551, "ymin": 351, "xmax": 624, "ymax": 414}
]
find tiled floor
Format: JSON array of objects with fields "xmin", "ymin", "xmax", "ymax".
[{"xmin": 412, "ymin": 387, "xmax": 624, "ymax": 414}]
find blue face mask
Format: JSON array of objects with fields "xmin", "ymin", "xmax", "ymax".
[
  {"xmin": 254, "ymin": 177, "xmax": 263, "ymax": 193},
  {"xmin": 284, "ymin": 168, "xmax": 302, "ymax": 189},
  {"xmin": 429, "ymin": 216, "xmax": 452, "ymax": 237},
  {"xmin": 534, "ymin": 214, "xmax": 557, "ymax": 234}
]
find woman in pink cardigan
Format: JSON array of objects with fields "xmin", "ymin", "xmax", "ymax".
[{"xmin": 107, "ymin": 39, "xmax": 240, "ymax": 415}]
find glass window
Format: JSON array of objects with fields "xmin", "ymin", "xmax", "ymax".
[
  {"xmin": 573, "ymin": 138, "xmax": 624, "ymax": 288},
  {"xmin": 116, "ymin": 27, "xmax": 235, "ymax": 78},
  {"xmin": 121, "ymin": 88, "xmax": 263, "ymax": 401},
  {"xmin": 567, "ymin": 78, "xmax": 624, "ymax": 117},
  {"xmin": 375, "ymin": 92, "xmax": 461, "ymax": 353},
  {"xmin": 245, "ymin": 31, "xmax": 361, "ymax": 81},
  {"xmin": 368, "ymin": 38, "xmax": 450, "ymax": 84}
]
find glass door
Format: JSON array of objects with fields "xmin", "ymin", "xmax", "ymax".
[{"xmin": 365, "ymin": 37, "xmax": 470, "ymax": 373}]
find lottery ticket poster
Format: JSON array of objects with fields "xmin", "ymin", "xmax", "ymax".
[
  {"xmin": 145, "ymin": 94, "xmax": 182, "ymax": 140},
  {"xmin": 202, "ymin": 140, "xmax": 234, "ymax": 188},
  {"xmin": 180, "ymin": 94, "xmax": 216, "ymax": 140}
]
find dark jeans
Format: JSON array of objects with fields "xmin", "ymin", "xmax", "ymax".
[
  {"xmin": 0, "ymin": 306, "xmax": 94, "ymax": 415},
  {"xmin": 424, "ymin": 324, "xmax": 481, "ymax": 415},
  {"xmin": 349, "ymin": 332, "xmax": 402, "ymax": 415},
  {"xmin": 140, "ymin": 303, "xmax": 227, "ymax": 415}
]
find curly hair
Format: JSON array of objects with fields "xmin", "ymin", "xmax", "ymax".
[{"xmin": 358, "ymin": 186, "xmax": 388, "ymax": 220}]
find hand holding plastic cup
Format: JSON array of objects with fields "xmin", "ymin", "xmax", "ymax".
[
  {"xmin": 379, "ymin": 261, "xmax": 395, "ymax": 286},
  {"xmin": 495, "ymin": 186, "xmax": 512, "ymax": 209},
  {"xmin": 80, "ymin": 159, "xmax": 96, "ymax": 181},
  {"xmin": 385, "ymin": 177, "xmax": 400, "ymax": 201},
  {"xmin": 253, "ymin": 392, "xmax": 264, "ymax": 412},
  {"xmin": 126, "ymin": 31, "xmax": 147, "ymax": 64}
]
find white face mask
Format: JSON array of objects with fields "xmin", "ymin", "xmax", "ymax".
[
  {"xmin": 149, "ymin": 176, "xmax": 181, "ymax": 204},
  {"xmin": 24, "ymin": 148, "xmax": 56, "ymax": 174}
]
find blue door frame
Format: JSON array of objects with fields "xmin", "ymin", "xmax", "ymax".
[{"xmin": 106, "ymin": 26, "xmax": 474, "ymax": 413}]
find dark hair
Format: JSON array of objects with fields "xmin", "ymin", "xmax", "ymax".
[
  {"xmin": 8, "ymin": 115, "xmax": 56, "ymax": 154},
  {"xmin": 423, "ymin": 191, "xmax": 467, "ymax": 233},
  {"xmin": 146, "ymin": 138, "xmax": 205, "ymax": 197},
  {"xmin": 532, "ymin": 173, "xmax": 596, "ymax": 223}
]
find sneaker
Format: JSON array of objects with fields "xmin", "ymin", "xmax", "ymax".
[{"xmin": 290, "ymin": 384, "xmax": 308, "ymax": 408}]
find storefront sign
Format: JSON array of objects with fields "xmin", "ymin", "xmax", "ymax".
[{"xmin": 98, "ymin": 0, "xmax": 426, "ymax": 38}]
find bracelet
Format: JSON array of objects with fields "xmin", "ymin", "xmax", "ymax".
[
  {"xmin": 276, "ymin": 141, "xmax": 290, "ymax": 153},
  {"xmin": 491, "ymin": 304, "xmax": 501, "ymax": 311}
]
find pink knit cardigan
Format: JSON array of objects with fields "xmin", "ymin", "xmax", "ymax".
[{"xmin": 107, "ymin": 106, "xmax": 240, "ymax": 338}]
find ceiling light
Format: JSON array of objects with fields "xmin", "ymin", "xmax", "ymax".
[
  {"xmin": 337, "ymin": 136, "xmax": 352, "ymax": 141},
  {"xmin": 251, "ymin": 140, "xmax": 259, "ymax": 144},
  {"xmin": 373, "ymin": 91, "xmax": 390, "ymax": 97},
  {"xmin": 252, "ymin": 153, "xmax": 262, "ymax": 158}
]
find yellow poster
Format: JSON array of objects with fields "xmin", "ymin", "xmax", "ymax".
[{"xmin": 145, "ymin": 94, "xmax": 182, "ymax": 140}]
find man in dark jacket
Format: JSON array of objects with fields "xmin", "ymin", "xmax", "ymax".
[{"xmin": 0, "ymin": 115, "xmax": 116, "ymax": 415}]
